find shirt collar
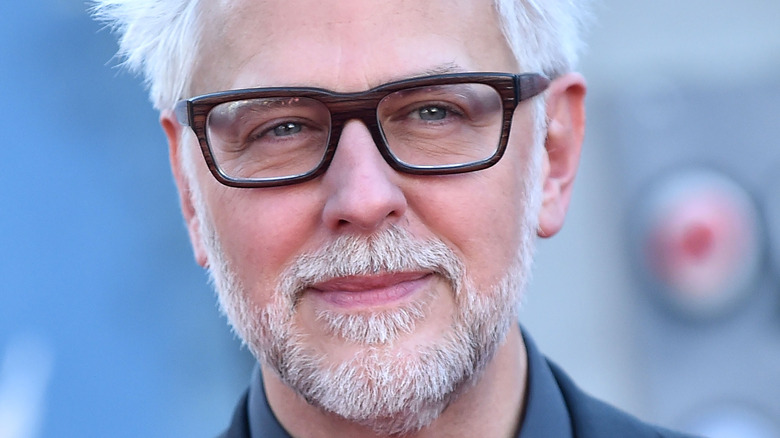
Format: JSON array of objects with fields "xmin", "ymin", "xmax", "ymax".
[
  {"xmin": 517, "ymin": 329, "xmax": 574, "ymax": 438},
  {"xmin": 247, "ymin": 366, "xmax": 290, "ymax": 438}
]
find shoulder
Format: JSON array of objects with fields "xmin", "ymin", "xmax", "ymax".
[{"xmin": 547, "ymin": 360, "xmax": 699, "ymax": 438}]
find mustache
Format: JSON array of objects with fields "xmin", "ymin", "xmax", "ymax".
[{"xmin": 277, "ymin": 226, "xmax": 464, "ymax": 304}]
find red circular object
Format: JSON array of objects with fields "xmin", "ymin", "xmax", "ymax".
[{"xmin": 638, "ymin": 170, "xmax": 762, "ymax": 317}]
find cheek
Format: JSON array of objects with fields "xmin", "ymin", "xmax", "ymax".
[
  {"xmin": 407, "ymin": 105, "xmax": 538, "ymax": 286},
  {"xmin": 205, "ymin": 185, "xmax": 323, "ymax": 301},
  {"xmin": 408, "ymin": 169, "xmax": 527, "ymax": 287}
]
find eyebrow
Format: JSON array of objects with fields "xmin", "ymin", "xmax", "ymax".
[
  {"xmin": 420, "ymin": 62, "xmax": 467, "ymax": 76},
  {"xmin": 392, "ymin": 62, "xmax": 467, "ymax": 82},
  {"xmin": 345, "ymin": 62, "xmax": 467, "ymax": 90}
]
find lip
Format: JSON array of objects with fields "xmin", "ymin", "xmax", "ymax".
[{"xmin": 309, "ymin": 272, "xmax": 432, "ymax": 308}]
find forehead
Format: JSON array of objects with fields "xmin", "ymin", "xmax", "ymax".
[{"xmin": 193, "ymin": 0, "xmax": 518, "ymax": 95}]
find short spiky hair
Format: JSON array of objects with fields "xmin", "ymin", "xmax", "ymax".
[
  {"xmin": 495, "ymin": 0, "xmax": 592, "ymax": 76},
  {"xmin": 91, "ymin": 0, "xmax": 203, "ymax": 111},
  {"xmin": 92, "ymin": 0, "xmax": 591, "ymax": 111}
]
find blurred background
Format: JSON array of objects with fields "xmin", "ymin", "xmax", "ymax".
[{"xmin": 0, "ymin": 1, "xmax": 778, "ymax": 437}]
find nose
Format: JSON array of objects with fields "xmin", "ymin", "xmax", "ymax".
[{"xmin": 321, "ymin": 120, "xmax": 408, "ymax": 233}]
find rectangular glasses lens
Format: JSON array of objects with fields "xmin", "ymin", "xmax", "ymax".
[
  {"xmin": 377, "ymin": 83, "xmax": 504, "ymax": 167},
  {"xmin": 205, "ymin": 97, "xmax": 331, "ymax": 180}
]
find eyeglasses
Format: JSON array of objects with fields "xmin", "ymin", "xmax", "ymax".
[{"xmin": 175, "ymin": 72, "xmax": 549, "ymax": 188}]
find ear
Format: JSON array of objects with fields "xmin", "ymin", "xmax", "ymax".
[
  {"xmin": 161, "ymin": 111, "xmax": 209, "ymax": 267},
  {"xmin": 537, "ymin": 73, "xmax": 586, "ymax": 238}
]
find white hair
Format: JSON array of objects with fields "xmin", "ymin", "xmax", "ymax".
[
  {"xmin": 91, "ymin": 0, "xmax": 203, "ymax": 111},
  {"xmin": 495, "ymin": 0, "xmax": 593, "ymax": 77},
  {"xmin": 91, "ymin": 0, "xmax": 591, "ymax": 111}
]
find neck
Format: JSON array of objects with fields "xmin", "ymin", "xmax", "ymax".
[{"xmin": 263, "ymin": 325, "xmax": 528, "ymax": 438}]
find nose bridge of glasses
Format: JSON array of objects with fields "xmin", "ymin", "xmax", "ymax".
[{"xmin": 325, "ymin": 96, "xmax": 396, "ymax": 169}]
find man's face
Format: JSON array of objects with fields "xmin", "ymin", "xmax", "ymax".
[{"xmin": 175, "ymin": 0, "xmax": 547, "ymax": 433}]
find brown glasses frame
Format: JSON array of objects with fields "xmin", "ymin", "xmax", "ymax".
[{"xmin": 175, "ymin": 72, "xmax": 550, "ymax": 188}]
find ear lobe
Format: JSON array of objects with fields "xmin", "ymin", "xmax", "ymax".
[
  {"xmin": 536, "ymin": 73, "xmax": 586, "ymax": 238},
  {"xmin": 161, "ymin": 111, "xmax": 210, "ymax": 267}
]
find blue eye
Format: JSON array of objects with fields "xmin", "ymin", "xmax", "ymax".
[
  {"xmin": 273, "ymin": 122, "xmax": 302, "ymax": 136},
  {"xmin": 418, "ymin": 106, "xmax": 447, "ymax": 121}
]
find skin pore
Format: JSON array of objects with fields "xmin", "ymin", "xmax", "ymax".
[{"xmin": 161, "ymin": 0, "xmax": 586, "ymax": 436}]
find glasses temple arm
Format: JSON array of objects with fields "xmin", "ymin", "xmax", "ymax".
[
  {"xmin": 173, "ymin": 100, "xmax": 191, "ymax": 127},
  {"xmin": 514, "ymin": 74, "xmax": 551, "ymax": 103}
]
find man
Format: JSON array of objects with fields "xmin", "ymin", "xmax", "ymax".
[{"xmin": 93, "ymin": 0, "xmax": 695, "ymax": 436}]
